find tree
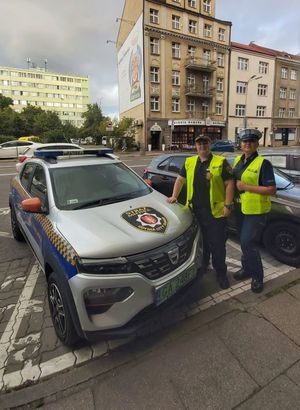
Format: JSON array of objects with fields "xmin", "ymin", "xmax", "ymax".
[
  {"xmin": 33, "ymin": 111, "xmax": 62, "ymax": 137},
  {"xmin": 112, "ymin": 117, "xmax": 136, "ymax": 150},
  {"xmin": 0, "ymin": 94, "xmax": 13, "ymax": 110},
  {"xmin": 20, "ymin": 105, "xmax": 44, "ymax": 136},
  {"xmin": 80, "ymin": 103, "xmax": 104, "ymax": 142}
]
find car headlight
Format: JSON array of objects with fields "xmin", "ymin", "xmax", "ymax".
[
  {"xmin": 84, "ymin": 286, "xmax": 134, "ymax": 315},
  {"xmin": 76, "ymin": 257, "xmax": 132, "ymax": 274}
]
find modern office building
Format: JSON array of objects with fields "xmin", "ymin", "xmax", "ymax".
[
  {"xmin": 0, "ymin": 65, "xmax": 90, "ymax": 127},
  {"xmin": 117, "ymin": 0, "xmax": 232, "ymax": 150},
  {"xmin": 228, "ymin": 42, "xmax": 300, "ymax": 147}
]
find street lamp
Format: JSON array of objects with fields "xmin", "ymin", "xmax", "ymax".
[{"xmin": 243, "ymin": 75, "xmax": 262, "ymax": 128}]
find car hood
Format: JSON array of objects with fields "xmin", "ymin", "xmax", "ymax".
[
  {"xmin": 55, "ymin": 190, "xmax": 193, "ymax": 258},
  {"xmin": 275, "ymin": 184, "xmax": 300, "ymax": 206}
]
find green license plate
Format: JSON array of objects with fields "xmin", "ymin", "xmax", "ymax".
[{"xmin": 155, "ymin": 265, "xmax": 197, "ymax": 306}]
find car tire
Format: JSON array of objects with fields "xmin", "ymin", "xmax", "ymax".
[
  {"xmin": 10, "ymin": 206, "xmax": 24, "ymax": 242},
  {"xmin": 263, "ymin": 221, "xmax": 300, "ymax": 267},
  {"xmin": 48, "ymin": 271, "xmax": 80, "ymax": 346}
]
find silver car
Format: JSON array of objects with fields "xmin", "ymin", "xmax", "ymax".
[
  {"xmin": 0, "ymin": 140, "xmax": 40, "ymax": 159},
  {"xmin": 9, "ymin": 149, "xmax": 201, "ymax": 346}
]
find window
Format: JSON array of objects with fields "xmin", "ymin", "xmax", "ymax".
[
  {"xmin": 172, "ymin": 98, "xmax": 180, "ymax": 112},
  {"xmin": 172, "ymin": 42, "xmax": 181, "ymax": 58},
  {"xmin": 281, "ymin": 67, "xmax": 288, "ymax": 79},
  {"xmin": 203, "ymin": 75, "xmax": 209, "ymax": 92},
  {"xmin": 187, "ymin": 98, "xmax": 195, "ymax": 112},
  {"xmin": 20, "ymin": 163, "xmax": 35, "ymax": 190},
  {"xmin": 150, "ymin": 67, "xmax": 159, "ymax": 83},
  {"xmin": 203, "ymin": 49, "xmax": 211, "ymax": 63},
  {"xmin": 280, "ymin": 87, "xmax": 287, "ymax": 99},
  {"xmin": 259, "ymin": 61, "xmax": 268, "ymax": 74},
  {"xmin": 168, "ymin": 157, "xmax": 185, "ymax": 173},
  {"xmin": 150, "ymin": 8, "xmax": 159, "ymax": 24},
  {"xmin": 256, "ymin": 106, "xmax": 266, "ymax": 117},
  {"xmin": 238, "ymin": 57, "xmax": 248, "ymax": 71},
  {"xmin": 236, "ymin": 81, "xmax": 246, "ymax": 94},
  {"xmin": 203, "ymin": 0, "xmax": 211, "ymax": 13},
  {"xmin": 188, "ymin": 45, "xmax": 196, "ymax": 58},
  {"xmin": 187, "ymin": 73, "xmax": 195, "ymax": 86},
  {"xmin": 289, "ymin": 89, "xmax": 296, "ymax": 100},
  {"xmin": 278, "ymin": 108, "xmax": 285, "ymax": 118},
  {"xmin": 216, "ymin": 77, "xmax": 224, "ymax": 92},
  {"xmin": 216, "ymin": 102, "xmax": 223, "ymax": 115},
  {"xmin": 236, "ymin": 104, "xmax": 246, "ymax": 117},
  {"xmin": 189, "ymin": 20, "xmax": 197, "ymax": 34},
  {"xmin": 218, "ymin": 28, "xmax": 225, "ymax": 41},
  {"xmin": 291, "ymin": 69, "xmax": 297, "ymax": 80},
  {"xmin": 172, "ymin": 70, "xmax": 180, "ymax": 86},
  {"xmin": 217, "ymin": 53, "xmax": 224, "ymax": 67},
  {"xmin": 172, "ymin": 15, "xmax": 180, "ymax": 30},
  {"xmin": 288, "ymin": 108, "xmax": 295, "ymax": 117},
  {"xmin": 202, "ymin": 102, "xmax": 209, "ymax": 116},
  {"xmin": 30, "ymin": 165, "xmax": 47, "ymax": 203},
  {"xmin": 257, "ymin": 84, "xmax": 267, "ymax": 96},
  {"xmin": 204, "ymin": 24, "xmax": 212, "ymax": 37},
  {"xmin": 150, "ymin": 37, "xmax": 160, "ymax": 54},
  {"xmin": 188, "ymin": 0, "xmax": 196, "ymax": 8},
  {"xmin": 150, "ymin": 96, "xmax": 160, "ymax": 111}
]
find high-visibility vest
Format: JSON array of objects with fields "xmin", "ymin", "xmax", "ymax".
[
  {"xmin": 233, "ymin": 155, "xmax": 271, "ymax": 215},
  {"xmin": 185, "ymin": 154, "xmax": 226, "ymax": 218}
]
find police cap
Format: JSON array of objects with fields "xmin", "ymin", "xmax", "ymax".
[
  {"xmin": 239, "ymin": 128, "xmax": 262, "ymax": 141},
  {"xmin": 195, "ymin": 135, "xmax": 211, "ymax": 144}
]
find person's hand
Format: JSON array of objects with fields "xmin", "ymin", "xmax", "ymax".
[
  {"xmin": 167, "ymin": 196, "xmax": 177, "ymax": 204},
  {"xmin": 236, "ymin": 180, "xmax": 247, "ymax": 191},
  {"xmin": 222, "ymin": 206, "xmax": 231, "ymax": 218}
]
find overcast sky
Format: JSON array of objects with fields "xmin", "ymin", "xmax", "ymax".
[{"xmin": 1, "ymin": 0, "xmax": 299, "ymax": 118}]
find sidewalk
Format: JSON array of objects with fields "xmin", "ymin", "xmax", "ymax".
[{"xmin": 2, "ymin": 268, "xmax": 300, "ymax": 410}]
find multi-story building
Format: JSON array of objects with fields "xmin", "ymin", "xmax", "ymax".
[
  {"xmin": 117, "ymin": 0, "xmax": 231, "ymax": 150},
  {"xmin": 228, "ymin": 42, "xmax": 300, "ymax": 147},
  {"xmin": 0, "ymin": 65, "xmax": 90, "ymax": 127}
]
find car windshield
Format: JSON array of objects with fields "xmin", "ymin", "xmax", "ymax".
[
  {"xmin": 50, "ymin": 162, "xmax": 151, "ymax": 210},
  {"xmin": 274, "ymin": 168, "xmax": 295, "ymax": 190}
]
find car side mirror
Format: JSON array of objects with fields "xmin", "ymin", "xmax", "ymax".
[{"xmin": 21, "ymin": 197, "xmax": 46, "ymax": 214}]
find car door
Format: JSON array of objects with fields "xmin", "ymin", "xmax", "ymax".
[
  {"xmin": 0, "ymin": 141, "xmax": 19, "ymax": 158},
  {"xmin": 153, "ymin": 156, "xmax": 186, "ymax": 198}
]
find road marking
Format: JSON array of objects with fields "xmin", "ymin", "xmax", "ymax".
[
  {"xmin": 0, "ymin": 232, "xmax": 13, "ymax": 239},
  {"xmin": 0, "ymin": 264, "xmax": 40, "ymax": 390},
  {"xmin": 0, "ymin": 207, "xmax": 10, "ymax": 216},
  {"xmin": 0, "ymin": 173, "xmax": 17, "ymax": 176},
  {"xmin": 128, "ymin": 164, "xmax": 146, "ymax": 168}
]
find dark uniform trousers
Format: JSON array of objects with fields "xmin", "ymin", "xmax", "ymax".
[
  {"xmin": 238, "ymin": 214, "xmax": 267, "ymax": 281},
  {"xmin": 194, "ymin": 207, "xmax": 227, "ymax": 276}
]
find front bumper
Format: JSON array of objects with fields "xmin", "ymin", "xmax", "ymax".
[{"xmin": 68, "ymin": 230, "xmax": 201, "ymax": 336}]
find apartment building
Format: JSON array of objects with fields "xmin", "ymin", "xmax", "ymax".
[
  {"xmin": 117, "ymin": 0, "xmax": 231, "ymax": 150},
  {"xmin": 228, "ymin": 43, "xmax": 300, "ymax": 147},
  {"xmin": 0, "ymin": 66, "xmax": 90, "ymax": 127}
]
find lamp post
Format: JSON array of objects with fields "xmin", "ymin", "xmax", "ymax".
[{"xmin": 243, "ymin": 75, "xmax": 262, "ymax": 128}]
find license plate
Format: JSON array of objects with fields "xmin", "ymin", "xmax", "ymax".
[{"xmin": 155, "ymin": 265, "xmax": 197, "ymax": 306}]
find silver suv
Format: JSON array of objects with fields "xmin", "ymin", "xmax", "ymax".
[{"xmin": 9, "ymin": 149, "xmax": 201, "ymax": 345}]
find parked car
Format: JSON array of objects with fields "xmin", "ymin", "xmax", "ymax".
[
  {"xmin": 16, "ymin": 142, "xmax": 83, "ymax": 172},
  {"xmin": 143, "ymin": 153, "xmax": 300, "ymax": 267},
  {"xmin": 10, "ymin": 149, "xmax": 201, "ymax": 345},
  {"xmin": 0, "ymin": 140, "xmax": 40, "ymax": 159},
  {"xmin": 261, "ymin": 153, "xmax": 300, "ymax": 183},
  {"xmin": 210, "ymin": 140, "xmax": 235, "ymax": 152}
]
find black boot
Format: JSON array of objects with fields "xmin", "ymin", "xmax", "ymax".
[
  {"xmin": 217, "ymin": 273, "xmax": 230, "ymax": 289},
  {"xmin": 233, "ymin": 268, "xmax": 251, "ymax": 281}
]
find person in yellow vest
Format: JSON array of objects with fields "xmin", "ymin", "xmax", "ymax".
[
  {"xmin": 233, "ymin": 129, "xmax": 276, "ymax": 293},
  {"xmin": 167, "ymin": 135, "xmax": 234, "ymax": 289}
]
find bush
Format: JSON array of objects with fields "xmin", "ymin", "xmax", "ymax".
[{"xmin": 0, "ymin": 135, "xmax": 17, "ymax": 144}]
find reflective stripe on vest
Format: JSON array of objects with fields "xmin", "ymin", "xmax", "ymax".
[
  {"xmin": 185, "ymin": 154, "xmax": 225, "ymax": 218},
  {"xmin": 233, "ymin": 155, "xmax": 271, "ymax": 215}
]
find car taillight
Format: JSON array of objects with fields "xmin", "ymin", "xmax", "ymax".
[{"xmin": 18, "ymin": 155, "xmax": 28, "ymax": 163}]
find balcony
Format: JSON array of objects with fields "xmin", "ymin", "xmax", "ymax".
[
  {"xmin": 185, "ymin": 57, "xmax": 216, "ymax": 72},
  {"xmin": 185, "ymin": 86, "xmax": 214, "ymax": 98}
]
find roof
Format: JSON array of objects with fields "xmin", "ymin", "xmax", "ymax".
[{"xmin": 231, "ymin": 42, "xmax": 300, "ymax": 61}]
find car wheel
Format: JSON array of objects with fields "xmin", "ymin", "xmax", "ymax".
[
  {"xmin": 10, "ymin": 206, "xmax": 24, "ymax": 241},
  {"xmin": 48, "ymin": 271, "xmax": 79, "ymax": 346},
  {"xmin": 263, "ymin": 221, "xmax": 300, "ymax": 267}
]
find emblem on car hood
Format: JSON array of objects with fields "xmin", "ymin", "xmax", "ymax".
[{"xmin": 122, "ymin": 207, "xmax": 168, "ymax": 233}]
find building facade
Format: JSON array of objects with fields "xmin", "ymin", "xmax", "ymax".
[
  {"xmin": 228, "ymin": 43, "xmax": 300, "ymax": 147},
  {"xmin": 0, "ymin": 66, "xmax": 90, "ymax": 127},
  {"xmin": 117, "ymin": 0, "xmax": 231, "ymax": 150}
]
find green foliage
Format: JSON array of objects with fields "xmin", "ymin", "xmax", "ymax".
[
  {"xmin": 0, "ymin": 94, "xmax": 13, "ymax": 110},
  {"xmin": 80, "ymin": 103, "xmax": 104, "ymax": 142},
  {"xmin": 0, "ymin": 135, "xmax": 16, "ymax": 144}
]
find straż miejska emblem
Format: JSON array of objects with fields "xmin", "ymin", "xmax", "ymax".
[{"xmin": 121, "ymin": 207, "xmax": 168, "ymax": 233}]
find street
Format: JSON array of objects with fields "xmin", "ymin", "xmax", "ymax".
[{"xmin": 0, "ymin": 151, "xmax": 298, "ymax": 402}]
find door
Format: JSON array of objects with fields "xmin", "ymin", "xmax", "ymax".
[{"xmin": 282, "ymin": 128, "xmax": 289, "ymax": 146}]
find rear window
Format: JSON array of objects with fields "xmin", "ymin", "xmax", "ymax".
[{"xmin": 50, "ymin": 162, "xmax": 151, "ymax": 210}]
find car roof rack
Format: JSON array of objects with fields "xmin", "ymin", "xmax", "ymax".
[{"xmin": 34, "ymin": 148, "xmax": 115, "ymax": 162}]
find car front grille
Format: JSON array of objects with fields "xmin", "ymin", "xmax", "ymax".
[{"xmin": 127, "ymin": 223, "xmax": 198, "ymax": 280}]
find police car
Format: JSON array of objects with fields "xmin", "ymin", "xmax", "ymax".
[{"xmin": 9, "ymin": 149, "xmax": 201, "ymax": 346}]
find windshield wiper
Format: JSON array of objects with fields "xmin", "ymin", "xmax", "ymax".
[{"xmin": 72, "ymin": 192, "xmax": 142, "ymax": 210}]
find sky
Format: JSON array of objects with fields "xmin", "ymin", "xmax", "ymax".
[{"xmin": 1, "ymin": 0, "xmax": 300, "ymax": 118}]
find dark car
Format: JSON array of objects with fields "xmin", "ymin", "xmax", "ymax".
[
  {"xmin": 210, "ymin": 140, "xmax": 235, "ymax": 152},
  {"xmin": 143, "ymin": 153, "xmax": 300, "ymax": 267}
]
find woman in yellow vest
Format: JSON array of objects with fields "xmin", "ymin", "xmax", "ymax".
[
  {"xmin": 167, "ymin": 135, "xmax": 234, "ymax": 289},
  {"xmin": 233, "ymin": 129, "xmax": 276, "ymax": 293}
]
